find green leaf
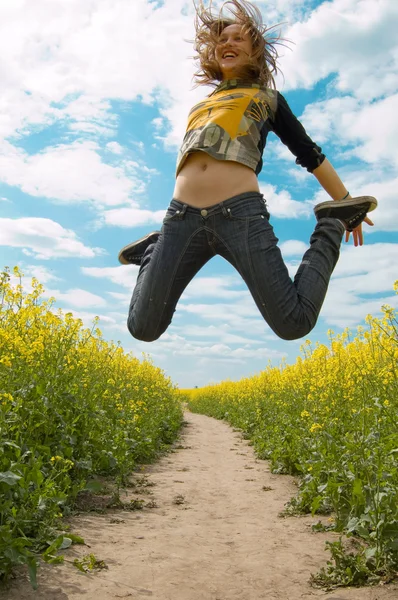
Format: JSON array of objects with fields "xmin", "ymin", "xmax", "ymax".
[
  {"xmin": 381, "ymin": 520, "xmax": 398, "ymax": 539},
  {"xmin": 356, "ymin": 525, "xmax": 371, "ymax": 540},
  {"xmin": 0, "ymin": 471, "xmax": 22, "ymax": 485},
  {"xmin": 43, "ymin": 535, "xmax": 64, "ymax": 557},
  {"xmin": 84, "ymin": 479, "xmax": 103, "ymax": 493},
  {"xmin": 347, "ymin": 517, "xmax": 359, "ymax": 532},
  {"xmin": 60, "ymin": 537, "xmax": 72, "ymax": 550},
  {"xmin": 352, "ymin": 478, "xmax": 363, "ymax": 497},
  {"xmin": 73, "ymin": 559, "xmax": 86, "ymax": 573},
  {"xmin": 67, "ymin": 534, "xmax": 85, "ymax": 545},
  {"xmin": 76, "ymin": 460, "xmax": 92, "ymax": 470},
  {"xmin": 46, "ymin": 555, "xmax": 64, "ymax": 565},
  {"xmin": 311, "ymin": 495, "xmax": 322, "ymax": 516},
  {"xmin": 35, "ymin": 382, "xmax": 46, "ymax": 396},
  {"xmin": 365, "ymin": 547, "xmax": 376, "ymax": 560},
  {"xmin": 5, "ymin": 547, "xmax": 28, "ymax": 563},
  {"xmin": 37, "ymin": 497, "xmax": 47, "ymax": 511},
  {"xmin": 375, "ymin": 492, "xmax": 387, "ymax": 503},
  {"xmin": 27, "ymin": 557, "xmax": 38, "ymax": 591},
  {"xmin": 29, "ymin": 467, "xmax": 44, "ymax": 487},
  {"xmin": 2, "ymin": 441, "xmax": 21, "ymax": 451}
]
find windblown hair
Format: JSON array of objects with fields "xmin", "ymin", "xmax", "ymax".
[{"xmin": 191, "ymin": 0, "xmax": 288, "ymax": 89}]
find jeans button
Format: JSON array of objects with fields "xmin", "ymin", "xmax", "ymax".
[{"xmin": 200, "ymin": 209, "xmax": 208, "ymax": 217}]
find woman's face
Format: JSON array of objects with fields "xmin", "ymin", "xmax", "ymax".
[{"xmin": 215, "ymin": 23, "xmax": 254, "ymax": 80}]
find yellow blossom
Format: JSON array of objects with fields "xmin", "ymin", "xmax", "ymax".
[{"xmin": 310, "ymin": 423, "xmax": 324, "ymax": 433}]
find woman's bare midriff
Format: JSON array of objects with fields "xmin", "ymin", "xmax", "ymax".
[{"xmin": 173, "ymin": 151, "xmax": 260, "ymax": 208}]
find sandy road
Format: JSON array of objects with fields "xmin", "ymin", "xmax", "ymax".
[{"xmin": 6, "ymin": 411, "xmax": 398, "ymax": 600}]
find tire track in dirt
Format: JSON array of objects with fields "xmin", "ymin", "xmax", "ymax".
[{"xmin": 6, "ymin": 412, "xmax": 398, "ymax": 600}]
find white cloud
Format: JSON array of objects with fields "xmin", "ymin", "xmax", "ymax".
[
  {"xmin": 321, "ymin": 242, "xmax": 398, "ymax": 327},
  {"xmin": 300, "ymin": 95, "xmax": 398, "ymax": 170},
  {"xmin": 260, "ymin": 182, "xmax": 313, "ymax": 219},
  {"xmin": 0, "ymin": 0, "xmax": 196, "ymax": 212},
  {"xmin": 277, "ymin": 0, "xmax": 398, "ymax": 101},
  {"xmin": 19, "ymin": 264, "xmax": 60, "ymax": 284},
  {"xmin": 55, "ymin": 308, "xmax": 120, "ymax": 330},
  {"xmin": 107, "ymin": 291, "xmax": 131, "ymax": 304},
  {"xmin": 62, "ymin": 95, "xmax": 117, "ymax": 137},
  {"xmin": 286, "ymin": 167, "xmax": 309, "ymax": 183},
  {"xmin": 0, "ymin": 140, "xmax": 146, "ymax": 207},
  {"xmin": 56, "ymin": 307, "xmax": 128, "ymax": 335},
  {"xmin": 178, "ymin": 299, "xmax": 275, "ymax": 336},
  {"xmin": 82, "ymin": 265, "xmax": 139, "ymax": 288},
  {"xmin": 171, "ymin": 323, "xmax": 268, "ymax": 345},
  {"xmin": 181, "ymin": 275, "xmax": 247, "ymax": 300},
  {"xmin": 152, "ymin": 117, "xmax": 164, "ymax": 132},
  {"xmin": 0, "ymin": 0, "xmax": 196, "ymax": 143},
  {"xmin": 140, "ymin": 335, "xmax": 284, "ymax": 363},
  {"xmin": 5, "ymin": 265, "xmax": 60, "ymax": 296},
  {"xmin": 106, "ymin": 141, "xmax": 123, "ymax": 155},
  {"xmin": 333, "ymin": 242, "xmax": 398, "ymax": 282},
  {"xmin": 263, "ymin": 162, "xmax": 398, "ymax": 234},
  {"xmin": 346, "ymin": 95, "xmax": 398, "ymax": 168},
  {"xmin": 321, "ymin": 292, "xmax": 396, "ymax": 329},
  {"xmin": 280, "ymin": 239, "xmax": 308, "ymax": 256},
  {"xmin": 101, "ymin": 207, "xmax": 166, "ymax": 228},
  {"xmin": 46, "ymin": 288, "xmax": 107, "ymax": 309},
  {"xmin": 0, "ymin": 217, "xmax": 103, "ymax": 259}
]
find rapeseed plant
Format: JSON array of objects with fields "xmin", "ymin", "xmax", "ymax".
[
  {"xmin": 187, "ymin": 281, "xmax": 398, "ymax": 587},
  {"xmin": 0, "ymin": 267, "xmax": 183, "ymax": 587}
]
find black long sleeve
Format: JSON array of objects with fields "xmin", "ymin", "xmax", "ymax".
[{"xmin": 271, "ymin": 92, "xmax": 326, "ymax": 172}]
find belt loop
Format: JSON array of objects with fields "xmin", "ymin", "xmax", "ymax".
[
  {"xmin": 221, "ymin": 203, "xmax": 232, "ymax": 219},
  {"xmin": 179, "ymin": 204, "xmax": 188, "ymax": 219}
]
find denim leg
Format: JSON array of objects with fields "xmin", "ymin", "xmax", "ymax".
[
  {"xmin": 215, "ymin": 198, "xmax": 344, "ymax": 340},
  {"xmin": 127, "ymin": 208, "xmax": 213, "ymax": 342},
  {"xmin": 128, "ymin": 192, "xmax": 344, "ymax": 342}
]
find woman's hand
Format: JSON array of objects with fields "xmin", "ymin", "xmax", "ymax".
[{"xmin": 345, "ymin": 216, "xmax": 374, "ymax": 247}]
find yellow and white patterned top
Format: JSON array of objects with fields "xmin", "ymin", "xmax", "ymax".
[{"xmin": 176, "ymin": 79, "xmax": 325, "ymax": 177}]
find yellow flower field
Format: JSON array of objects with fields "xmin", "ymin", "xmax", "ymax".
[
  {"xmin": 187, "ymin": 282, "xmax": 398, "ymax": 586},
  {"xmin": 0, "ymin": 267, "xmax": 183, "ymax": 586}
]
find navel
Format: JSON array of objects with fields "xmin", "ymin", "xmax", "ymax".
[{"xmin": 201, "ymin": 163, "xmax": 208, "ymax": 171}]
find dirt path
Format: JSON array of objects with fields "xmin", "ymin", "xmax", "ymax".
[{"xmin": 7, "ymin": 412, "xmax": 398, "ymax": 600}]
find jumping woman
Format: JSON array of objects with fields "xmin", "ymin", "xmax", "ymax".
[{"xmin": 118, "ymin": 0, "xmax": 377, "ymax": 342}]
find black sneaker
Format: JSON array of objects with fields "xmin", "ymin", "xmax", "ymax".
[
  {"xmin": 314, "ymin": 196, "xmax": 377, "ymax": 231},
  {"xmin": 118, "ymin": 231, "xmax": 160, "ymax": 265}
]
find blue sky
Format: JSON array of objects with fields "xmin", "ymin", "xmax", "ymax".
[{"xmin": 1, "ymin": 0, "xmax": 397, "ymax": 388}]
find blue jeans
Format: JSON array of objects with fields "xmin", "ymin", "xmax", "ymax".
[{"xmin": 128, "ymin": 191, "xmax": 344, "ymax": 342}]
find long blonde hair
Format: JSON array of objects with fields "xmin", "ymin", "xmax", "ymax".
[{"xmin": 191, "ymin": 0, "xmax": 288, "ymax": 89}]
